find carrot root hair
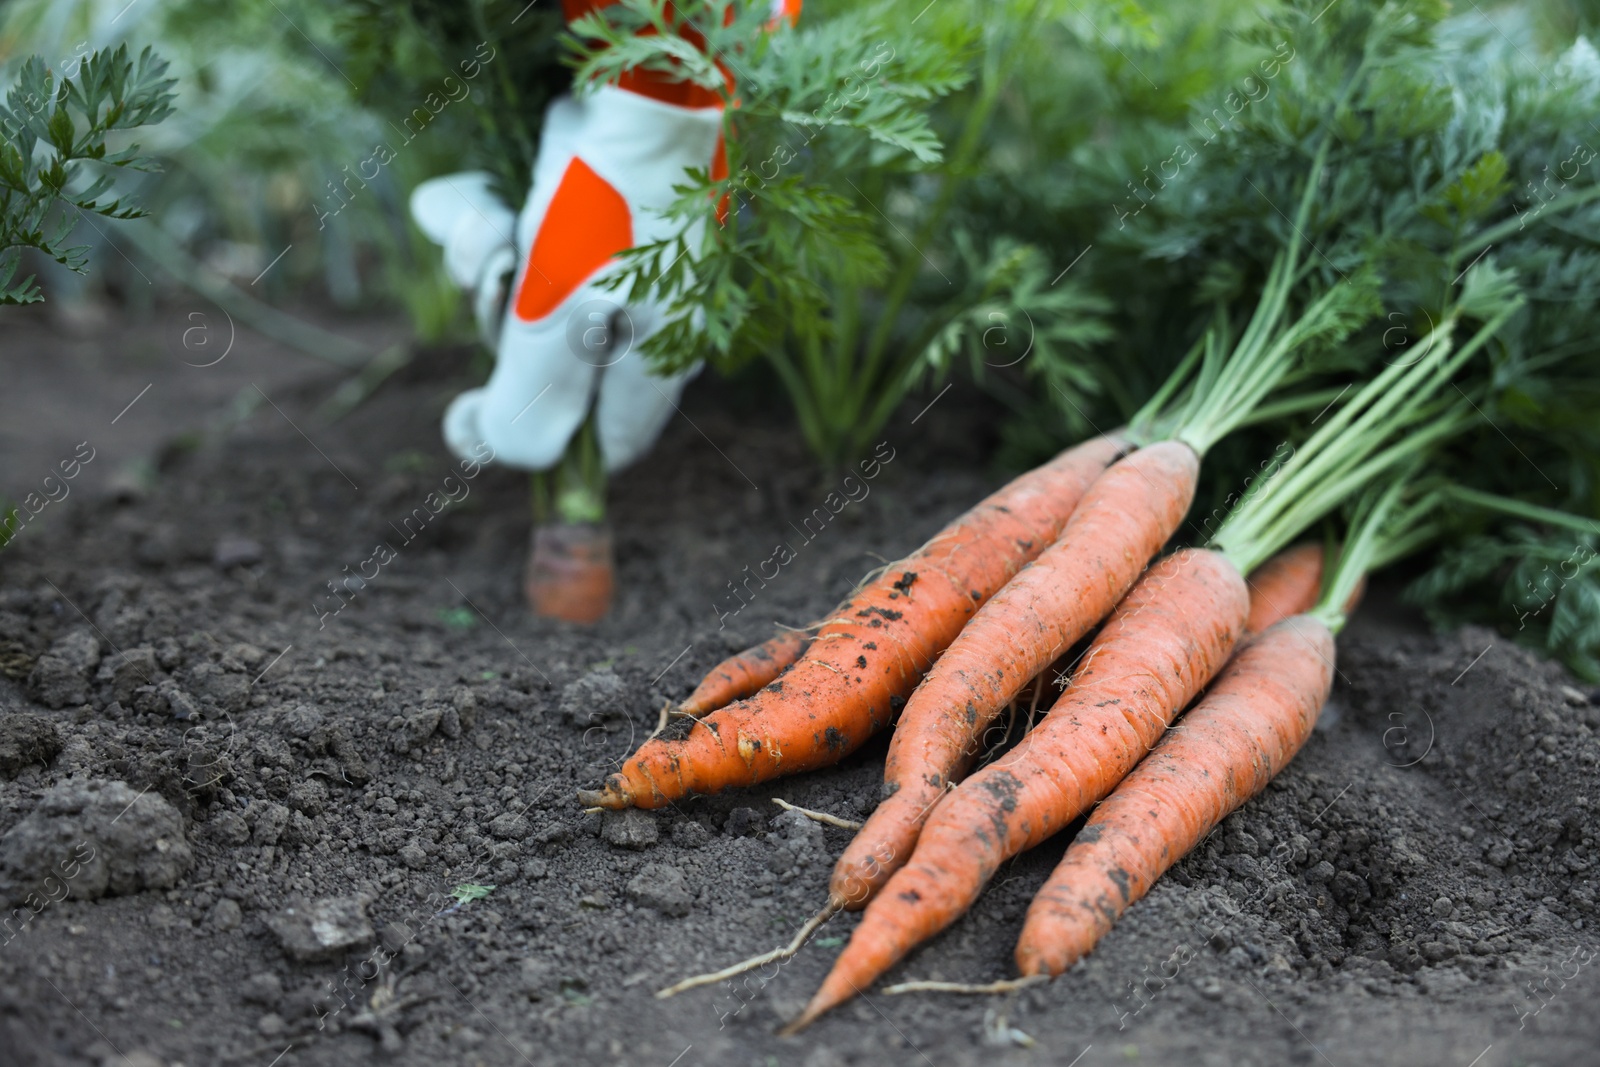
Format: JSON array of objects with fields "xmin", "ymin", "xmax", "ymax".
[
  {"xmin": 657, "ymin": 902, "xmax": 839, "ymax": 1000},
  {"xmin": 882, "ymin": 976, "xmax": 1047, "ymax": 996}
]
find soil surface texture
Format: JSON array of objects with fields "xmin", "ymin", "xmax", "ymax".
[{"xmin": 1, "ymin": 306, "xmax": 1598, "ymax": 1067}]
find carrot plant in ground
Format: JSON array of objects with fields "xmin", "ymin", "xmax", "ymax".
[
  {"xmin": 0, "ymin": 44, "xmax": 175, "ymax": 304},
  {"xmin": 574, "ymin": 0, "xmax": 1117, "ymax": 469}
]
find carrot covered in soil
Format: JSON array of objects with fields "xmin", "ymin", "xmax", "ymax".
[
  {"xmin": 577, "ymin": 433, "xmax": 1131, "ymax": 810},
  {"xmin": 828, "ymin": 440, "xmax": 1201, "ymax": 906},
  {"xmin": 1015, "ymin": 612, "xmax": 1335, "ymax": 976},
  {"xmin": 677, "ymin": 630, "xmax": 812, "ymax": 718},
  {"xmin": 793, "ymin": 548, "xmax": 1251, "ymax": 1026},
  {"xmin": 789, "ymin": 315, "xmax": 1498, "ymax": 1028}
]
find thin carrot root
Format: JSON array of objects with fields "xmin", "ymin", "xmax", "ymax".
[
  {"xmin": 882, "ymin": 976, "xmax": 1047, "ymax": 996},
  {"xmin": 656, "ymin": 903, "xmax": 839, "ymax": 999},
  {"xmin": 649, "ymin": 698, "xmax": 673, "ymax": 739},
  {"xmin": 772, "ymin": 798, "xmax": 862, "ymax": 830}
]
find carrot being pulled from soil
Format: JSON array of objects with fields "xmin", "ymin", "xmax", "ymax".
[
  {"xmin": 789, "ymin": 306, "xmax": 1509, "ymax": 1028},
  {"xmin": 676, "ymin": 630, "xmax": 812, "ymax": 719},
  {"xmin": 578, "ymin": 432, "xmax": 1130, "ymax": 810}
]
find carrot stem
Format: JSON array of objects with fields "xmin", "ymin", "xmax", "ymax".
[{"xmin": 1445, "ymin": 485, "xmax": 1600, "ymax": 537}]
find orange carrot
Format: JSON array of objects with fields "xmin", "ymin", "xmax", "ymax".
[
  {"xmin": 1015, "ymin": 614, "xmax": 1334, "ymax": 977},
  {"xmin": 791, "ymin": 548, "xmax": 1249, "ymax": 1029},
  {"xmin": 829, "ymin": 441, "xmax": 1200, "ymax": 908},
  {"xmin": 1244, "ymin": 542, "xmax": 1367, "ymax": 634},
  {"xmin": 678, "ymin": 630, "xmax": 812, "ymax": 718},
  {"xmin": 578, "ymin": 433, "xmax": 1131, "ymax": 810},
  {"xmin": 1243, "ymin": 542, "xmax": 1324, "ymax": 634},
  {"xmin": 526, "ymin": 523, "xmax": 613, "ymax": 624}
]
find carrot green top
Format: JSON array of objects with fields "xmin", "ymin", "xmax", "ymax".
[{"xmin": 1206, "ymin": 261, "xmax": 1524, "ymax": 580}]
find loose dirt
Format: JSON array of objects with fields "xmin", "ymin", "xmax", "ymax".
[{"xmin": 1, "ymin": 308, "xmax": 1596, "ymax": 1067}]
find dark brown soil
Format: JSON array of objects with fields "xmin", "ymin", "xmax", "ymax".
[{"xmin": 1, "ymin": 305, "xmax": 1597, "ymax": 1067}]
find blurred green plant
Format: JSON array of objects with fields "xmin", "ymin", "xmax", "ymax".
[
  {"xmin": 339, "ymin": 0, "xmax": 569, "ymax": 210},
  {"xmin": 0, "ymin": 44, "xmax": 175, "ymax": 303},
  {"xmin": 0, "ymin": 0, "xmax": 479, "ymax": 338}
]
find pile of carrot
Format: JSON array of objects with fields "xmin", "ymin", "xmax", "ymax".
[
  {"xmin": 574, "ymin": 262, "xmax": 1508, "ymax": 1026},
  {"xmin": 556, "ymin": 0, "xmax": 1600, "ymax": 1032}
]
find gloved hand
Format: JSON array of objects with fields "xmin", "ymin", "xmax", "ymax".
[{"xmin": 410, "ymin": 84, "xmax": 722, "ymax": 475}]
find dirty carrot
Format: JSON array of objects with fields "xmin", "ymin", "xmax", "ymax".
[
  {"xmin": 677, "ymin": 630, "xmax": 812, "ymax": 718},
  {"xmin": 829, "ymin": 440, "xmax": 1201, "ymax": 907},
  {"xmin": 789, "ymin": 316, "xmax": 1499, "ymax": 1027},
  {"xmin": 1016, "ymin": 613, "xmax": 1335, "ymax": 976},
  {"xmin": 577, "ymin": 433, "xmax": 1130, "ymax": 810},
  {"xmin": 1013, "ymin": 484, "xmax": 1396, "ymax": 978},
  {"xmin": 790, "ymin": 548, "xmax": 1250, "ymax": 1029}
]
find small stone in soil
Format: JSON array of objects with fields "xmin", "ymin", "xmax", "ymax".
[
  {"xmin": 265, "ymin": 895, "xmax": 376, "ymax": 961},
  {"xmin": 626, "ymin": 863, "xmax": 692, "ymax": 917},
  {"xmin": 559, "ymin": 668, "xmax": 628, "ymax": 725},
  {"xmin": 95, "ymin": 647, "xmax": 158, "ymax": 704},
  {"xmin": 395, "ymin": 706, "xmax": 443, "ymax": 750},
  {"xmin": 601, "ymin": 809, "xmax": 658, "ymax": 850},
  {"xmin": 489, "ymin": 812, "xmax": 529, "ymax": 840},
  {"xmin": 240, "ymin": 972, "xmax": 282, "ymax": 1006}
]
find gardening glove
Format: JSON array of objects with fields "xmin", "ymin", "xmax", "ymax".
[
  {"xmin": 408, "ymin": 170, "xmax": 519, "ymax": 346},
  {"xmin": 430, "ymin": 85, "xmax": 723, "ymax": 474}
]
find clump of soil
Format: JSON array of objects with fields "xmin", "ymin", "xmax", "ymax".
[{"xmin": 0, "ymin": 325, "xmax": 1596, "ymax": 1067}]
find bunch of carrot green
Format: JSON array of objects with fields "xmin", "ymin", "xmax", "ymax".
[{"xmin": 575, "ymin": 0, "xmax": 1600, "ymax": 1026}]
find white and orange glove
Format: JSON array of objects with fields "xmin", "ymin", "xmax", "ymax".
[
  {"xmin": 411, "ymin": 1, "xmax": 799, "ymax": 475},
  {"xmin": 412, "ymin": 89, "xmax": 719, "ymax": 472}
]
